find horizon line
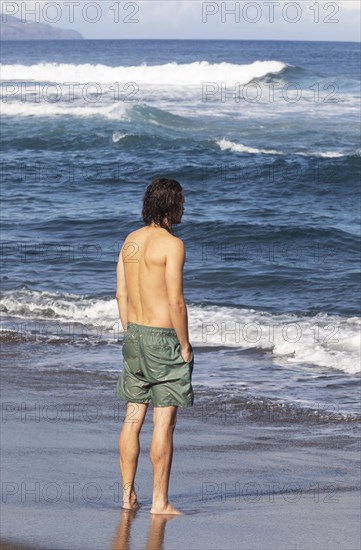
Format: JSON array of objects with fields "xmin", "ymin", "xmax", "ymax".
[{"xmin": 1, "ymin": 37, "xmax": 360, "ymax": 43}]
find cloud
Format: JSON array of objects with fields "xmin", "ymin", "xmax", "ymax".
[
  {"xmin": 334, "ymin": 0, "xmax": 361, "ymax": 11},
  {"xmin": 304, "ymin": 0, "xmax": 360, "ymax": 12},
  {"xmin": 1, "ymin": 0, "xmax": 359, "ymax": 40}
]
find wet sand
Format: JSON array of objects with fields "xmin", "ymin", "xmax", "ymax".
[{"xmin": 1, "ymin": 360, "xmax": 360, "ymax": 550}]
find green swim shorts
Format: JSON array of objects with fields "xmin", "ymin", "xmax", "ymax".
[{"xmin": 116, "ymin": 322, "xmax": 194, "ymax": 408}]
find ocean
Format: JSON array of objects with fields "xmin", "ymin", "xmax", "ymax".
[{"xmin": 1, "ymin": 39, "xmax": 360, "ymax": 421}]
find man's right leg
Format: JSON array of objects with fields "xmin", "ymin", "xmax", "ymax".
[
  {"xmin": 150, "ymin": 405, "xmax": 182, "ymax": 515},
  {"xmin": 119, "ymin": 401, "xmax": 149, "ymax": 509}
]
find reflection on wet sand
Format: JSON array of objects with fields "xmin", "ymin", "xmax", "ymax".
[{"xmin": 111, "ymin": 508, "xmax": 178, "ymax": 550}]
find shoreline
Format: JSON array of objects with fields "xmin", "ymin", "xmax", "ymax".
[
  {"xmin": 1, "ymin": 360, "xmax": 360, "ymax": 550},
  {"xmin": 0, "ymin": 543, "xmax": 50, "ymax": 550}
]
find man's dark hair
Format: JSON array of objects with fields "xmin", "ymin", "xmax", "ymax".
[{"xmin": 142, "ymin": 178, "xmax": 184, "ymax": 233}]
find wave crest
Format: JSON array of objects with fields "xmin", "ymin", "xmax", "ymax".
[{"xmin": 1, "ymin": 59, "xmax": 288, "ymax": 86}]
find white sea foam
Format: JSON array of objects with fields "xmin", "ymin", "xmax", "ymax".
[
  {"xmin": 187, "ymin": 304, "xmax": 360, "ymax": 375},
  {"xmin": 112, "ymin": 132, "xmax": 128, "ymax": 143},
  {"xmin": 0, "ymin": 101, "xmax": 129, "ymax": 119},
  {"xmin": 1, "ymin": 289, "xmax": 359, "ymax": 375},
  {"xmin": 296, "ymin": 151, "xmax": 346, "ymax": 158},
  {"xmin": 217, "ymin": 139, "xmax": 350, "ymax": 158},
  {"xmin": 217, "ymin": 138, "xmax": 283, "ymax": 155},
  {"xmin": 1, "ymin": 59, "xmax": 287, "ymax": 86}
]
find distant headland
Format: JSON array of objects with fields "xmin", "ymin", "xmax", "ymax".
[{"xmin": 0, "ymin": 14, "xmax": 83, "ymax": 40}]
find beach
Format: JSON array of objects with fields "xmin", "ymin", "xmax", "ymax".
[{"xmin": 1, "ymin": 340, "xmax": 360, "ymax": 550}]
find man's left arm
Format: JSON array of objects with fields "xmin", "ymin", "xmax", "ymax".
[{"xmin": 116, "ymin": 247, "xmax": 128, "ymax": 332}]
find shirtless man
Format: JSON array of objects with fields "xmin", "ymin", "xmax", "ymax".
[{"xmin": 115, "ymin": 178, "xmax": 194, "ymax": 515}]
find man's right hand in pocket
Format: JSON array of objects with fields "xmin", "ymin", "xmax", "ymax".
[{"xmin": 181, "ymin": 344, "xmax": 192, "ymax": 363}]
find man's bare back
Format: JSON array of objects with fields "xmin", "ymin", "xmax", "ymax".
[
  {"xmin": 120, "ymin": 225, "xmax": 179, "ymax": 327},
  {"xmin": 117, "ymin": 224, "xmax": 190, "ymax": 340}
]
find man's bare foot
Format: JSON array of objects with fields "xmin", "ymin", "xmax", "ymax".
[
  {"xmin": 150, "ymin": 502, "xmax": 182, "ymax": 515},
  {"xmin": 122, "ymin": 501, "xmax": 140, "ymax": 510},
  {"xmin": 122, "ymin": 490, "xmax": 140, "ymax": 510}
]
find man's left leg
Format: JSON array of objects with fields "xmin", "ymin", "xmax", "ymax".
[
  {"xmin": 150, "ymin": 405, "xmax": 181, "ymax": 515},
  {"xmin": 119, "ymin": 401, "xmax": 149, "ymax": 509}
]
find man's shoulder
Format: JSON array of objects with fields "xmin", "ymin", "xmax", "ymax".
[
  {"xmin": 125, "ymin": 227, "xmax": 183, "ymax": 239},
  {"xmin": 170, "ymin": 235, "xmax": 184, "ymax": 247},
  {"xmin": 122, "ymin": 228, "xmax": 184, "ymax": 248},
  {"xmin": 160, "ymin": 232, "xmax": 184, "ymax": 246},
  {"xmin": 124, "ymin": 229, "xmax": 138, "ymax": 240},
  {"xmin": 163, "ymin": 235, "xmax": 185, "ymax": 259},
  {"xmin": 122, "ymin": 228, "xmax": 143, "ymax": 243}
]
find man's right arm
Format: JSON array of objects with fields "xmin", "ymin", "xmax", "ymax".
[{"xmin": 164, "ymin": 237, "xmax": 191, "ymax": 358}]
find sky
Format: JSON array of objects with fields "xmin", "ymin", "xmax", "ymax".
[{"xmin": 1, "ymin": 0, "xmax": 360, "ymax": 41}]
